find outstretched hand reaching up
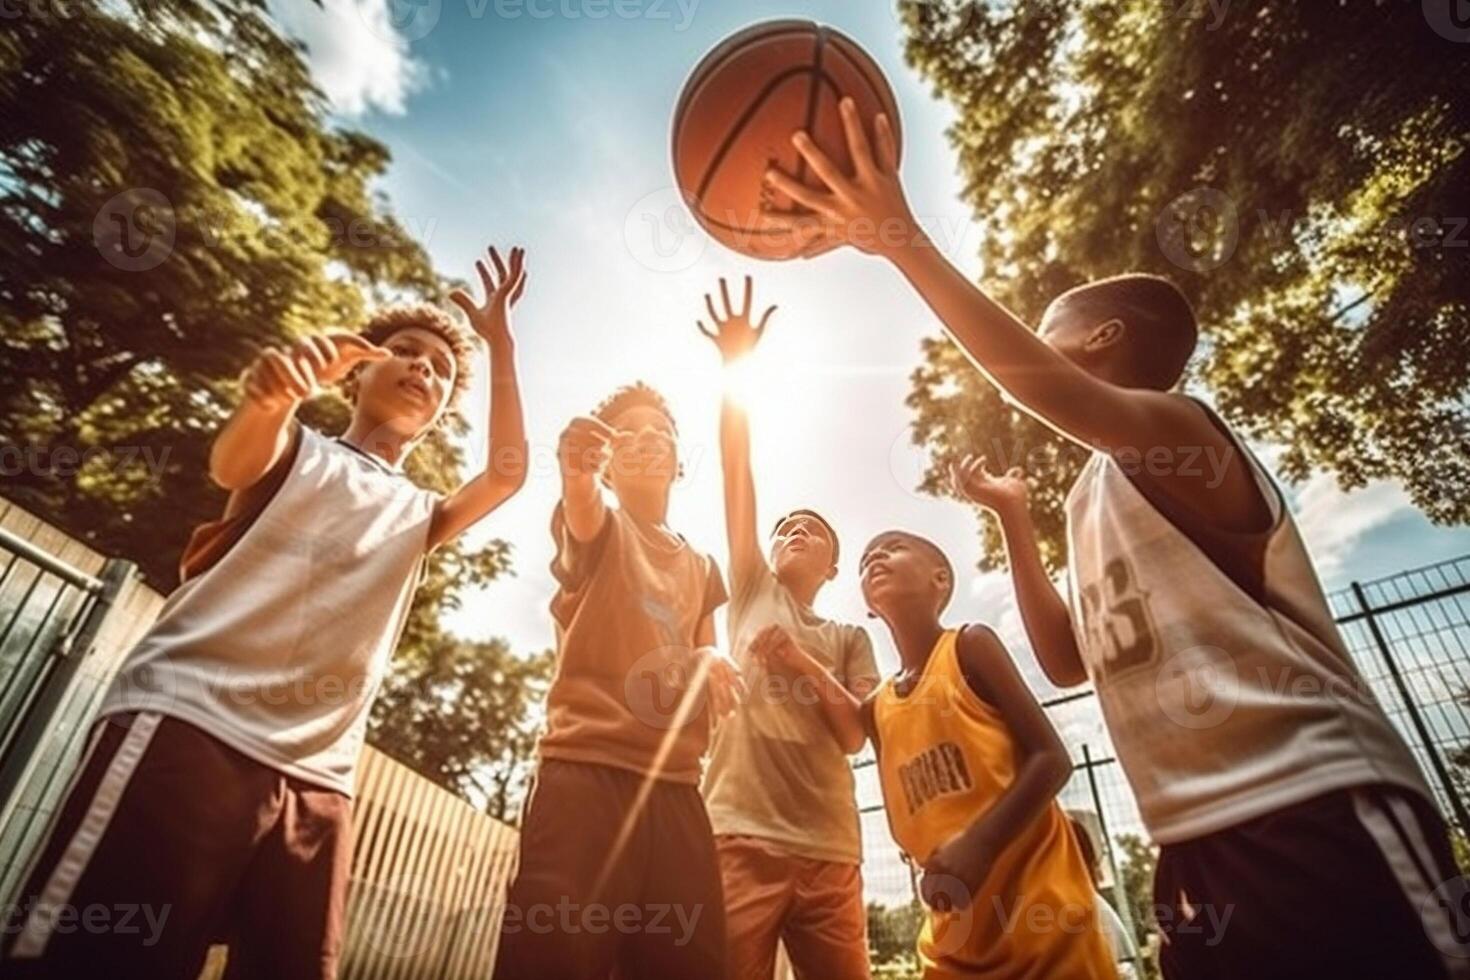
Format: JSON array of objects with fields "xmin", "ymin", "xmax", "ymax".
[{"xmin": 696, "ymin": 275, "xmax": 777, "ymax": 363}]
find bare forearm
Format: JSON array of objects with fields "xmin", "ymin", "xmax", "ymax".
[
  {"xmin": 888, "ymin": 239, "xmax": 1113, "ymax": 443},
  {"xmin": 719, "ymin": 396, "xmax": 764, "ymax": 583},
  {"xmin": 800, "ymin": 662, "xmax": 866, "ymax": 754},
  {"xmin": 486, "ymin": 334, "xmax": 527, "ymax": 487},
  {"xmin": 997, "ymin": 504, "xmax": 1088, "ymax": 687},
  {"xmin": 965, "ymin": 748, "xmax": 1071, "ymax": 853},
  {"xmin": 209, "ymin": 399, "xmax": 296, "ymax": 490},
  {"xmin": 560, "ymin": 473, "xmax": 606, "ymax": 543}
]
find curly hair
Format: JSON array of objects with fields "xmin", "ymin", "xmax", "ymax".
[
  {"xmin": 347, "ymin": 304, "xmax": 477, "ymax": 408},
  {"xmin": 592, "ymin": 381, "xmax": 678, "ymax": 433}
]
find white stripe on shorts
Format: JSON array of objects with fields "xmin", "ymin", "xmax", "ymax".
[
  {"xmin": 1352, "ymin": 788, "xmax": 1470, "ymax": 979},
  {"xmin": 10, "ymin": 711, "xmax": 162, "ymax": 959},
  {"xmin": 4, "ymin": 718, "xmax": 108, "ymax": 912}
]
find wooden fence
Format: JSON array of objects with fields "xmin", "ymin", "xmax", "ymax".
[{"xmin": 0, "ymin": 502, "xmax": 520, "ymax": 978}]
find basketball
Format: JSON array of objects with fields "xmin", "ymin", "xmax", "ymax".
[{"xmin": 672, "ymin": 20, "xmax": 903, "ymax": 261}]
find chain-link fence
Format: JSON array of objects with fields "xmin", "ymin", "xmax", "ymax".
[{"xmin": 857, "ymin": 554, "xmax": 1470, "ymax": 963}]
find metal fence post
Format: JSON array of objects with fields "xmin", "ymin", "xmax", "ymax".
[
  {"xmin": 0, "ymin": 559, "xmax": 133, "ymax": 821},
  {"xmin": 1350, "ymin": 581, "xmax": 1470, "ymax": 833},
  {"xmin": 1082, "ymin": 743, "xmax": 1140, "ymax": 964}
]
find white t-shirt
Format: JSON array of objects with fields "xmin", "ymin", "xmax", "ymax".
[
  {"xmin": 100, "ymin": 426, "xmax": 438, "ymax": 795},
  {"xmin": 1064, "ymin": 411, "xmax": 1431, "ymax": 843}
]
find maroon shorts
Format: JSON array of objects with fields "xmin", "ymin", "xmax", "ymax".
[
  {"xmin": 0, "ymin": 712, "xmax": 353, "ymax": 980},
  {"xmin": 492, "ymin": 759, "xmax": 726, "ymax": 980},
  {"xmin": 1154, "ymin": 785, "xmax": 1470, "ymax": 980}
]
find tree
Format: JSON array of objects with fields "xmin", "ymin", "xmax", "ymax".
[
  {"xmin": 370, "ymin": 639, "xmax": 554, "ymax": 821},
  {"xmin": 866, "ymin": 900, "xmax": 923, "ymax": 976},
  {"xmin": 1114, "ymin": 833, "xmax": 1160, "ymax": 980},
  {"xmin": 898, "ymin": 0, "xmax": 1470, "ymax": 571},
  {"xmin": 0, "ymin": 0, "xmax": 441, "ymax": 589},
  {"xmin": 0, "ymin": 0, "xmax": 547, "ymax": 815}
]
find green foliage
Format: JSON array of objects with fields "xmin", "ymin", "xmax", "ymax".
[
  {"xmin": 1113, "ymin": 833, "xmax": 1160, "ymax": 980},
  {"xmin": 0, "ymin": 0, "xmax": 545, "ymax": 815},
  {"xmin": 0, "ymin": 0, "xmax": 442, "ymax": 589},
  {"xmin": 867, "ymin": 900, "xmax": 924, "ymax": 973},
  {"xmin": 899, "ymin": 0, "xmax": 1470, "ymax": 571},
  {"xmin": 370, "ymin": 639, "xmax": 554, "ymax": 821}
]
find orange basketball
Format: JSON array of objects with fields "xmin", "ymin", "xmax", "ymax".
[{"xmin": 672, "ymin": 20, "xmax": 903, "ymax": 261}]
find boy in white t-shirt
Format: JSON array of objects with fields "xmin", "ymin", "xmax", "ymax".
[{"xmin": 2, "ymin": 246, "xmax": 530, "ymax": 980}]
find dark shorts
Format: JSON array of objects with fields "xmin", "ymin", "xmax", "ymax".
[
  {"xmin": 1154, "ymin": 785, "xmax": 1470, "ymax": 980},
  {"xmin": 1, "ymin": 712, "xmax": 353, "ymax": 980},
  {"xmin": 493, "ymin": 759, "xmax": 725, "ymax": 980}
]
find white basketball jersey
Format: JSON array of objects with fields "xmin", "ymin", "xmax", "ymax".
[
  {"xmin": 1064, "ymin": 417, "xmax": 1431, "ymax": 844},
  {"xmin": 100, "ymin": 426, "xmax": 438, "ymax": 795}
]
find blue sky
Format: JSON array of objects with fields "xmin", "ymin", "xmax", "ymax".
[{"xmin": 271, "ymin": 0, "xmax": 1470, "ymax": 899}]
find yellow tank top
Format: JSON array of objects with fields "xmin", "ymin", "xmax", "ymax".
[{"xmin": 873, "ymin": 629, "xmax": 1117, "ymax": 979}]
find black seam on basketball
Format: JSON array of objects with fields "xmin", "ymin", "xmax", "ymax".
[
  {"xmin": 794, "ymin": 26, "xmax": 828, "ymax": 188},
  {"xmin": 671, "ymin": 21, "xmax": 817, "ymax": 133},
  {"xmin": 696, "ymin": 69, "xmax": 844, "ymax": 235},
  {"xmin": 692, "ymin": 66, "xmax": 819, "ymax": 203},
  {"xmin": 823, "ymin": 40, "xmax": 903, "ymax": 163}
]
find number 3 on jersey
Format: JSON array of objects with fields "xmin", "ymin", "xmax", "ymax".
[{"xmin": 1078, "ymin": 557, "xmax": 1158, "ymax": 678}]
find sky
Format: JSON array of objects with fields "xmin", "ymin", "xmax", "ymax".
[{"xmin": 268, "ymin": 0, "xmax": 1470, "ymax": 901}]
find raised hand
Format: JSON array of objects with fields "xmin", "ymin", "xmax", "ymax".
[
  {"xmin": 244, "ymin": 333, "xmax": 390, "ymax": 412},
  {"xmin": 450, "ymin": 245, "xmax": 527, "ymax": 342},
  {"xmin": 696, "ymin": 275, "xmax": 776, "ymax": 363},
  {"xmin": 950, "ymin": 454, "xmax": 1029, "ymax": 514},
  {"xmin": 761, "ymin": 97, "xmax": 914, "ymax": 259},
  {"xmin": 558, "ymin": 415, "xmax": 617, "ymax": 481}
]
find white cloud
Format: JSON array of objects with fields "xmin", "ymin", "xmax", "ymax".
[
  {"xmin": 269, "ymin": 0, "xmax": 430, "ymax": 117},
  {"xmin": 1291, "ymin": 473, "xmax": 1410, "ymax": 580}
]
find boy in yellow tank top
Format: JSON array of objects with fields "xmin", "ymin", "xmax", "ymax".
[{"xmin": 753, "ymin": 529, "xmax": 1115, "ymax": 979}]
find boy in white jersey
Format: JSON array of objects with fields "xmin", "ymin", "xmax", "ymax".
[
  {"xmin": 765, "ymin": 100, "xmax": 1469, "ymax": 978},
  {"xmin": 2, "ymin": 245, "xmax": 530, "ymax": 980},
  {"xmin": 694, "ymin": 276, "xmax": 879, "ymax": 980}
]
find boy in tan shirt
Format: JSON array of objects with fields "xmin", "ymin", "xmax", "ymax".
[
  {"xmin": 494, "ymin": 382, "xmax": 741, "ymax": 979},
  {"xmin": 696, "ymin": 277, "xmax": 880, "ymax": 980}
]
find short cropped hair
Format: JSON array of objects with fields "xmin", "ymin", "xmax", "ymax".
[
  {"xmin": 356, "ymin": 304, "xmax": 476, "ymax": 407},
  {"xmin": 593, "ymin": 381, "xmax": 678, "ymax": 433},
  {"xmin": 1053, "ymin": 274, "xmax": 1198, "ymax": 389},
  {"xmin": 861, "ymin": 530, "xmax": 955, "ymax": 613},
  {"xmin": 771, "ymin": 509, "xmax": 840, "ymax": 565}
]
